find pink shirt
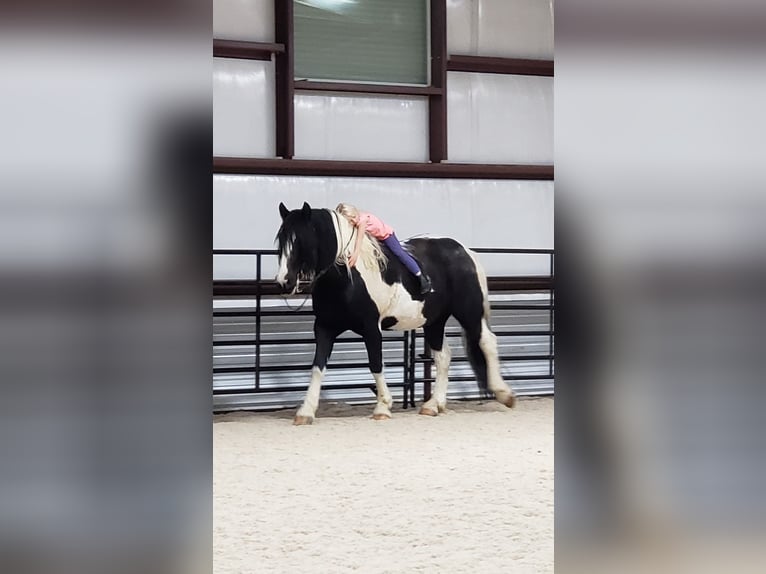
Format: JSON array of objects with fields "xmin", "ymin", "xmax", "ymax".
[{"xmin": 358, "ymin": 211, "xmax": 394, "ymax": 240}]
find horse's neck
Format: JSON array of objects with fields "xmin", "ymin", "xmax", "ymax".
[
  {"xmin": 333, "ymin": 214, "xmax": 356, "ymax": 260},
  {"xmin": 313, "ymin": 209, "xmax": 345, "ymax": 272},
  {"xmin": 326, "ymin": 210, "xmax": 385, "ymax": 280}
]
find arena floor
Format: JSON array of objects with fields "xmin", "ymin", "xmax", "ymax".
[{"xmin": 214, "ymin": 397, "xmax": 553, "ymax": 573}]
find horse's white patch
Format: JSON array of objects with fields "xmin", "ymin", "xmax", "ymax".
[
  {"xmin": 463, "ymin": 244, "xmax": 491, "ymax": 319},
  {"xmin": 432, "ymin": 344, "xmax": 451, "ymax": 407},
  {"xmin": 356, "ymin": 260, "xmax": 425, "ymax": 330},
  {"xmin": 276, "ymin": 240, "xmax": 292, "ymax": 286},
  {"xmin": 383, "ymin": 284, "xmax": 426, "ymax": 330},
  {"xmin": 331, "ymin": 210, "xmax": 426, "ymax": 330},
  {"xmin": 478, "ymin": 318, "xmax": 509, "ymax": 396},
  {"xmin": 372, "ymin": 372, "xmax": 393, "ymax": 416},
  {"xmin": 296, "ymin": 366, "xmax": 325, "ymax": 418},
  {"xmin": 389, "ymin": 316, "xmax": 427, "ymax": 331}
]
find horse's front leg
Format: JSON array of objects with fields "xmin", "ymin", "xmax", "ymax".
[
  {"xmin": 294, "ymin": 323, "xmax": 337, "ymax": 425},
  {"xmin": 363, "ymin": 327, "xmax": 393, "ymax": 420}
]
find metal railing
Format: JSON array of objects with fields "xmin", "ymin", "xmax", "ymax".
[{"xmin": 213, "ymin": 248, "xmax": 553, "ymax": 410}]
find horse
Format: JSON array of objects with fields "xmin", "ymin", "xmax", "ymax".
[{"xmin": 275, "ymin": 202, "xmax": 516, "ymax": 425}]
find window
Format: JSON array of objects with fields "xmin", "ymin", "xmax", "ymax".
[{"xmin": 294, "ymin": 0, "xmax": 429, "ymax": 85}]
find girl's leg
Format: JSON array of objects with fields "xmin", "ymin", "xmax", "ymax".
[{"xmin": 383, "ymin": 234, "xmax": 422, "ymax": 275}]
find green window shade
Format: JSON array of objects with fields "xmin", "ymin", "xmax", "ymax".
[{"xmin": 294, "ymin": 0, "xmax": 428, "ymax": 85}]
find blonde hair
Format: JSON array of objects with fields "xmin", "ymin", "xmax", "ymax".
[
  {"xmin": 336, "ymin": 202, "xmax": 360, "ymax": 222},
  {"xmin": 334, "ymin": 203, "xmax": 387, "ymax": 273}
]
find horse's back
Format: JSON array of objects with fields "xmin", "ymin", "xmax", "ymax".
[
  {"xmin": 404, "ymin": 237, "xmax": 480, "ymax": 279},
  {"xmin": 403, "ymin": 237, "xmax": 486, "ymax": 321}
]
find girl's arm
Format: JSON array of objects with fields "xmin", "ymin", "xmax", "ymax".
[{"xmin": 349, "ymin": 219, "xmax": 366, "ymax": 267}]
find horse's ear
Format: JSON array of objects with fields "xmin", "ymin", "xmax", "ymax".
[
  {"xmin": 279, "ymin": 202, "xmax": 289, "ymax": 220},
  {"xmin": 301, "ymin": 202, "xmax": 311, "ymax": 219}
]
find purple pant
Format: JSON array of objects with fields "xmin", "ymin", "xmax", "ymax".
[{"xmin": 383, "ymin": 233, "xmax": 422, "ymax": 276}]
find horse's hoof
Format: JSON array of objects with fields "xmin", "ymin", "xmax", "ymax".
[
  {"xmin": 293, "ymin": 416, "xmax": 314, "ymax": 426},
  {"xmin": 372, "ymin": 413, "xmax": 391, "ymax": 421},
  {"xmin": 503, "ymin": 394, "xmax": 516, "ymax": 408},
  {"xmin": 419, "ymin": 406, "xmax": 438, "ymax": 417}
]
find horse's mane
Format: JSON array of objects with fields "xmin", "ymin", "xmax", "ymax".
[{"xmin": 331, "ymin": 209, "xmax": 388, "ymax": 274}]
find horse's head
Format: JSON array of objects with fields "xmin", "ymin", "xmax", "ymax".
[{"xmin": 275, "ymin": 202, "xmax": 319, "ymax": 294}]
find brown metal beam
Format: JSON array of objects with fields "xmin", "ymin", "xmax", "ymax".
[
  {"xmin": 213, "ymin": 157, "xmax": 553, "ymax": 180},
  {"xmin": 429, "ymin": 0, "xmax": 448, "ymax": 163},
  {"xmin": 447, "ymin": 55, "xmax": 554, "ymax": 77},
  {"xmin": 213, "ymin": 39, "xmax": 285, "ymax": 61},
  {"xmin": 274, "ymin": 0, "xmax": 295, "ymax": 158},
  {"xmin": 214, "ymin": 275, "xmax": 553, "ymax": 298},
  {"xmin": 294, "ymin": 80, "xmax": 441, "ymax": 97}
]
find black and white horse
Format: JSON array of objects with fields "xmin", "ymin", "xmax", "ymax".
[{"xmin": 276, "ymin": 202, "xmax": 516, "ymax": 425}]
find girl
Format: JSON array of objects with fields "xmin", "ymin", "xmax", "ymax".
[{"xmin": 336, "ymin": 203, "xmax": 433, "ymax": 295}]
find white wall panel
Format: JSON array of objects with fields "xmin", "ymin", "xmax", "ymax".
[
  {"xmin": 294, "ymin": 93, "xmax": 428, "ymax": 162},
  {"xmin": 213, "ymin": 57, "xmax": 275, "ymax": 157},
  {"xmin": 448, "ymin": 72, "xmax": 553, "ymax": 164},
  {"xmin": 214, "ymin": 175, "xmax": 552, "ymax": 279},
  {"xmin": 213, "ymin": 0, "xmax": 274, "ymax": 42},
  {"xmin": 448, "ymin": 0, "xmax": 554, "ymax": 59}
]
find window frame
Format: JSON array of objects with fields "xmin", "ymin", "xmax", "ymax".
[{"xmin": 292, "ymin": 0, "xmax": 432, "ymax": 87}]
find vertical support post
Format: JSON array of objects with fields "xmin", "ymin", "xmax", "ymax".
[
  {"xmin": 409, "ymin": 330, "xmax": 417, "ymax": 407},
  {"xmin": 256, "ymin": 253, "xmax": 262, "ymax": 390},
  {"xmin": 403, "ymin": 330, "xmax": 410, "ymax": 409},
  {"xmin": 428, "ymin": 0, "xmax": 447, "ymax": 163},
  {"xmin": 275, "ymin": 0, "xmax": 294, "ymax": 159},
  {"xmin": 423, "ymin": 340, "xmax": 433, "ymax": 402}
]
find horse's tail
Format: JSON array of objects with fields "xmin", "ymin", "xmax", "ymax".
[
  {"xmin": 465, "ymin": 246, "xmax": 492, "ymax": 321},
  {"xmin": 462, "ymin": 247, "xmax": 492, "ymax": 395},
  {"xmin": 479, "ymin": 268, "xmax": 492, "ymax": 324}
]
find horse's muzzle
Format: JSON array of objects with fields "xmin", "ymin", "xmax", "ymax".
[
  {"xmin": 277, "ymin": 272, "xmax": 312, "ymax": 295},
  {"xmin": 278, "ymin": 277, "xmax": 297, "ymax": 294}
]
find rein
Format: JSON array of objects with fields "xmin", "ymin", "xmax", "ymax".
[
  {"xmin": 280, "ymin": 209, "xmax": 357, "ymax": 313},
  {"xmin": 333, "ymin": 209, "xmax": 356, "ymax": 261},
  {"xmin": 281, "ymin": 291, "xmax": 312, "ymax": 312}
]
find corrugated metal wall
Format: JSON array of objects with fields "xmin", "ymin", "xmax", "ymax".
[{"xmin": 213, "ymin": 176, "xmax": 553, "ymax": 280}]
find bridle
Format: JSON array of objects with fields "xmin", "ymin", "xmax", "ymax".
[{"xmin": 280, "ymin": 209, "xmax": 357, "ymax": 312}]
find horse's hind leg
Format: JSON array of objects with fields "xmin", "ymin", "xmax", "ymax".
[
  {"xmin": 419, "ymin": 318, "xmax": 450, "ymax": 416},
  {"xmin": 363, "ymin": 327, "xmax": 393, "ymax": 420},
  {"xmin": 294, "ymin": 323, "xmax": 337, "ymax": 425},
  {"xmin": 458, "ymin": 312, "xmax": 516, "ymax": 409},
  {"xmin": 476, "ymin": 318, "xmax": 515, "ymax": 408}
]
